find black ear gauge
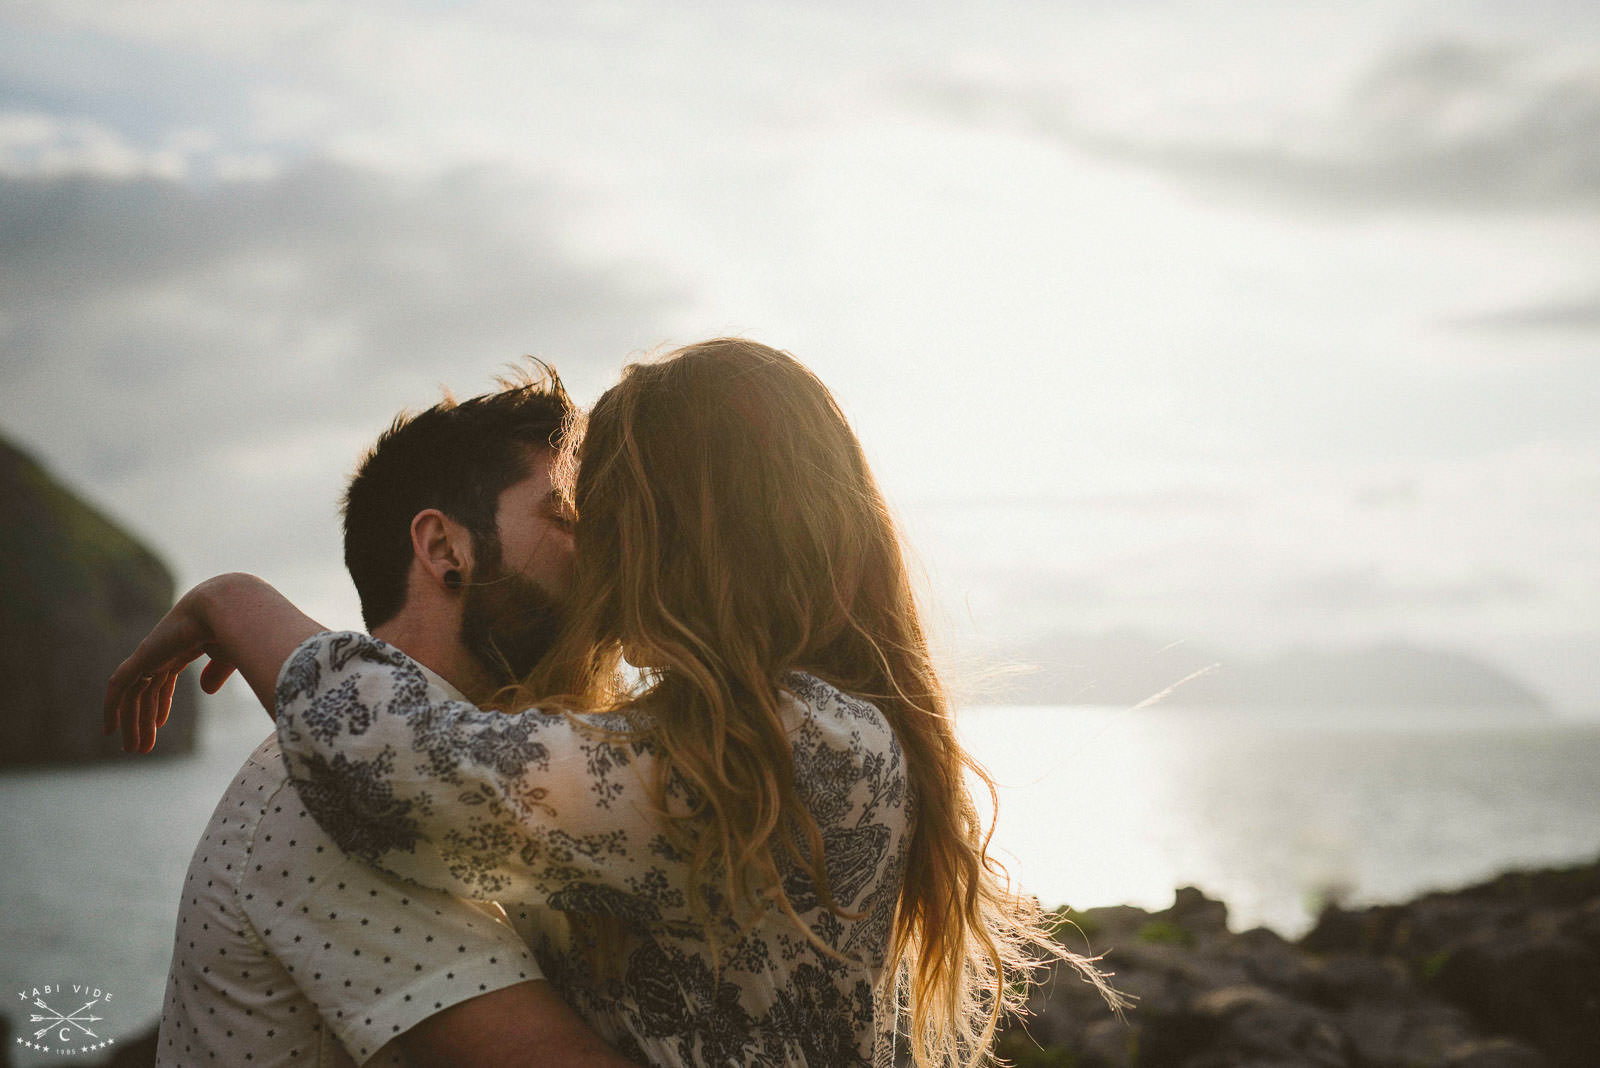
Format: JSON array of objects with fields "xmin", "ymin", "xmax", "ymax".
[{"xmin": 444, "ymin": 569, "xmax": 463, "ymax": 591}]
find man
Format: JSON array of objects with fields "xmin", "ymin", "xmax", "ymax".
[{"xmin": 146, "ymin": 368, "xmax": 630, "ymax": 1067}]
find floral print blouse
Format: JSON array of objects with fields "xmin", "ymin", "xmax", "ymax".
[{"xmin": 274, "ymin": 631, "xmax": 914, "ymax": 1067}]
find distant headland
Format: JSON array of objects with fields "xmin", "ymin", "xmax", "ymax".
[
  {"xmin": 0, "ymin": 434, "xmax": 198, "ymax": 765},
  {"xmin": 994, "ymin": 630, "xmax": 1549, "ymax": 712}
]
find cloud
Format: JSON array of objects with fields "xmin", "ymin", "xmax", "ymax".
[
  {"xmin": 909, "ymin": 39, "xmax": 1600, "ymax": 211},
  {"xmin": 0, "ymin": 109, "xmax": 280, "ymax": 181},
  {"xmin": 1273, "ymin": 565, "xmax": 1539, "ymax": 616},
  {"xmin": 910, "ymin": 487, "xmax": 1255, "ymax": 515},
  {"xmin": 1448, "ymin": 292, "xmax": 1600, "ymax": 332},
  {"xmin": 1351, "ymin": 479, "xmax": 1420, "ymax": 510},
  {"xmin": 1, "ymin": 161, "xmax": 679, "ymax": 458},
  {"xmin": 0, "ymin": 161, "xmax": 682, "ymax": 598}
]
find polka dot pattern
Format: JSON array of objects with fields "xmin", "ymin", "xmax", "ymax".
[{"xmin": 156, "ymin": 733, "xmax": 542, "ymax": 1066}]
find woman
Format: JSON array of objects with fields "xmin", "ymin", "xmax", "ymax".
[{"xmin": 108, "ymin": 339, "xmax": 1121, "ymax": 1066}]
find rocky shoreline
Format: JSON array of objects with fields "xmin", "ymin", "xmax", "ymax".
[{"xmin": 1001, "ymin": 857, "xmax": 1600, "ymax": 1068}]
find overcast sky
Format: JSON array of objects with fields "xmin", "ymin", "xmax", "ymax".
[{"xmin": 3, "ymin": 0, "xmax": 1596, "ymax": 711}]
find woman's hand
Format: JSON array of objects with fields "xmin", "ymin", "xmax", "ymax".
[
  {"xmin": 103, "ymin": 573, "xmax": 325, "ymax": 753},
  {"xmin": 102, "ymin": 582, "xmax": 234, "ymax": 753}
]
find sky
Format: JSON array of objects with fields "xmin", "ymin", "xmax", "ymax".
[{"xmin": 2, "ymin": 0, "xmax": 1597, "ymax": 711}]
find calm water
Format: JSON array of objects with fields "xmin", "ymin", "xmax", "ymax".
[
  {"xmin": 1, "ymin": 694, "xmax": 276, "ymax": 1064},
  {"xmin": 959, "ymin": 705, "xmax": 1600, "ymax": 936},
  {"xmin": 4, "ymin": 695, "xmax": 1598, "ymax": 1062}
]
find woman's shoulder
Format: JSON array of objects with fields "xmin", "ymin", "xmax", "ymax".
[
  {"xmin": 782, "ymin": 671, "xmax": 880, "ymax": 718},
  {"xmin": 780, "ymin": 672, "xmax": 911, "ymax": 839},
  {"xmin": 781, "ymin": 672, "xmax": 899, "ymax": 750}
]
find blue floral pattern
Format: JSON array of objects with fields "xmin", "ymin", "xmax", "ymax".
[{"xmin": 275, "ymin": 632, "xmax": 913, "ymax": 1067}]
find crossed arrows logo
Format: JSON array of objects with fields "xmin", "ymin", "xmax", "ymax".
[{"xmin": 28, "ymin": 995, "xmax": 103, "ymax": 1043}]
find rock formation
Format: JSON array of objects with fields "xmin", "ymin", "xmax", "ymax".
[
  {"xmin": 0, "ymin": 436, "xmax": 197, "ymax": 764},
  {"xmin": 1001, "ymin": 858, "xmax": 1600, "ymax": 1067}
]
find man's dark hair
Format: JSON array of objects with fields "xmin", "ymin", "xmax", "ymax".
[{"xmin": 343, "ymin": 362, "xmax": 576, "ymax": 629}]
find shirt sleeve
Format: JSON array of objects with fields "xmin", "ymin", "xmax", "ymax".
[
  {"xmin": 274, "ymin": 631, "xmax": 699, "ymax": 928},
  {"xmin": 237, "ymin": 821, "xmax": 544, "ymax": 1066}
]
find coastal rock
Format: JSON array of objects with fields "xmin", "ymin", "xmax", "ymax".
[
  {"xmin": 0, "ymin": 436, "xmax": 197, "ymax": 764},
  {"xmin": 1186, "ymin": 984, "xmax": 1354, "ymax": 1067},
  {"xmin": 1442, "ymin": 1038, "xmax": 1549, "ymax": 1068},
  {"xmin": 1003, "ymin": 859, "xmax": 1600, "ymax": 1068},
  {"xmin": 1305, "ymin": 862, "xmax": 1600, "ymax": 1067}
]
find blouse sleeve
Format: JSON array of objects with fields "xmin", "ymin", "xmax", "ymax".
[{"xmin": 274, "ymin": 631, "xmax": 696, "ymax": 927}]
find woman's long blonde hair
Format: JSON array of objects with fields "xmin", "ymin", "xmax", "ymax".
[{"xmin": 521, "ymin": 338, "xmax": 1122, "ymax": 1066}]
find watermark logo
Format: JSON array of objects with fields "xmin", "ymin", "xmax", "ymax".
[{"xmin": 13, "ymin": 982, "xmax": 117, "ymax": 1057}]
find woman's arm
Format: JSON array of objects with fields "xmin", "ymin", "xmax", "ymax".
[
  {"xmin": 275, "ymin": 630, "xmax": 696, "ymax": 922},
  {"xmin": 103, "ymin": 572, "xmax": 325, "ymax": 752}
]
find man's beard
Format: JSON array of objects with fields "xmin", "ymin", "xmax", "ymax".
[{"xmin": 458, "ymin": 561, "xmax": 566, "ymax": 687}]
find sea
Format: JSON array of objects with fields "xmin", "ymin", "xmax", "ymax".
[{"xmin": 4, "ymin": 692, "xmax": 1598, "ymax": 1064}]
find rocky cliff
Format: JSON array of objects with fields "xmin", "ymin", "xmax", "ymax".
[{"xmin": 0, "ymin": 436, "xmax": 197, "ymax": 764}]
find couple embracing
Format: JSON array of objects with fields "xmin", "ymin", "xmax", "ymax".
[{"xmin": 107, "ymin": 338, "xmax": 1121, "ymax": 1067}]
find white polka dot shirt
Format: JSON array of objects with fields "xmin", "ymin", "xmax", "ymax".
[{"xmin": 157, "ymin": 699, "xmax": 544, "ymax": 1066}]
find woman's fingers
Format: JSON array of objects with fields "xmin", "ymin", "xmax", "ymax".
[
  {"xmin": 154, "ymin": 669, "xmax": 179, "ymax": 730},
  {"xmin": 119, "ymin": 675, "xmax": 148, "ymax": 752},
  {"xmin": 105, "ymin": 654, "xmax": 220, "ymax": 751},
  {"xmin": 102, "ymin": 585, "xmax": 226, "ymax": 751},
  {"xmin": 104, "ymin": 657, "xmax": 143, "ymax": 736},
  {"xmin": 108, "ymin": 666, "xmax": 176, "ymax": 752},
  {"xmin": 138, "ymin": 671, "xmax": 164, "ymax": 753},
  {"xmin": 106, "ymin": 640, "xmax": 203, "ymax": 750}
]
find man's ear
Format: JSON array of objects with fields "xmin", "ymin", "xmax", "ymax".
[{"xmin": 410, "ymin": 509, "xmax": 474, "ymax": 593}]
